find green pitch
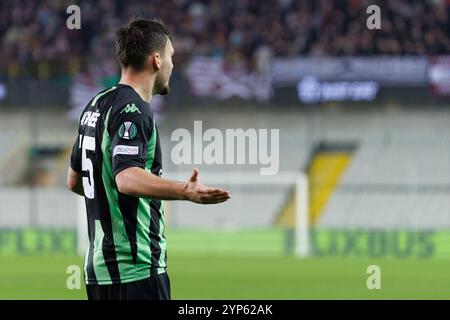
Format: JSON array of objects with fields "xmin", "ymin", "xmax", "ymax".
[
  {"xmin": 2, "ymin": 254, "xmax": 450, "ymax": 299},
  {"xmin": 0, "ymin": 229, "xmax": 449, "ymax": 299}
]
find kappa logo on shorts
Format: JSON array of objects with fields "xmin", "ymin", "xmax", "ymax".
[{"xmin": 118, "ymin": 121, "xmax": 137, "ymax": 140}]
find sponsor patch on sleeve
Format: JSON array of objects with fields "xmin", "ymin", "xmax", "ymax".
[{"xmin": 113, "ymin": 145, "xmax": 139, "ymax": 157}]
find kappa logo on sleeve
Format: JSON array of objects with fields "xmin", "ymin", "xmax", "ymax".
[
  {"xmin": 118, "ymin": 121, "xmax": 137, "ymax": 140},
  {"xmin": 120, "ymin": 103, "xmax": 141, "ymax": 114}
]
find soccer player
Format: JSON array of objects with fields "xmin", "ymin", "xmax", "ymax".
[{"xmin": 66, "ymin": 19, "xmax": 230, "ymax": 300}]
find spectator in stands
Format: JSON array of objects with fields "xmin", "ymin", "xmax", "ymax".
[{"xmin": 1, "ymin": 0, "xmax": 449, "ymax": 75}]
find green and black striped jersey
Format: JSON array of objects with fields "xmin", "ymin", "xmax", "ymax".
[{"xmin": 70, "ymin": 84, "xmax": 167, "ymax": 285}]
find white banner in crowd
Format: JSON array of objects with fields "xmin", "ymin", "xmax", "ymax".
[
  {"xmin": 272, "ymin": 56, "xmax": 429, "ymax": 86},
  {"xmin": 68, "ymin": 56, "xmax": 446, "ymax": 109},
  {"xmin": 185, "ymin": 57, "xmax": 272, "ymax": 102}
]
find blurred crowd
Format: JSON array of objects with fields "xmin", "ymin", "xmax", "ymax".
[{"xmin": 1, "ymin": 0, "xmax": 450, "ymax": 74}]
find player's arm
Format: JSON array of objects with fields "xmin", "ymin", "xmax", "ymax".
[
  {"xmin": 111, "ymin": 103, "xmax": 229, "ymax": 204},
  {"xmin": 66, "ymin": 166, "xmax": 84, "ymax": 196},
  {"xmin": 116, "ymin": 167, "xmax": 230, "ymax": 204}
]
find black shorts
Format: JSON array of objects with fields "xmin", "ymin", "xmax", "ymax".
[{"xmin": 86, "ymin": 272, "xmax": 171, "ymax": 300}]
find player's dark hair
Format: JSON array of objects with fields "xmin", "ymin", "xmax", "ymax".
[{"xmin": 115, "ymin": 18, "xmax": 172, "ymax": 71}]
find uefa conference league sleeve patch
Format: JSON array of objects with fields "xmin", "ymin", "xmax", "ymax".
[
  {"xmin": 113, "ymin": 121, "xmax": 139, "ymax": 157},
  {"xmin": 118, "ymin": 121, "xmax": 138, "ymax": 140}
]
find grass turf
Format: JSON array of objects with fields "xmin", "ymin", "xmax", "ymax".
[{"xmin": 0, "ymin": 253, "xmax": 449, "ymax": 299}]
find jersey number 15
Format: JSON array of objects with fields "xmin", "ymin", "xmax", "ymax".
[{"xmin": 80, "ymin": 135, "xmax": 95, "ymax": 199}]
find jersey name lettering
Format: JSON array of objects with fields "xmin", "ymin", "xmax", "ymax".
[{"xmin": 80, "ymin": 111, "xmax": 100, "ymax": 128}]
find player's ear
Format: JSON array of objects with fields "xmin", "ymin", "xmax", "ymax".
[{"xmin": 151, "ymin": 52, "xmax": 161, "ymax": 71}]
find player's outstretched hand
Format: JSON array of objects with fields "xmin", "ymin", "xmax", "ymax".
[{"xmin": 183, "ymin": 168, "xmax": 231, "ymax": 204}]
